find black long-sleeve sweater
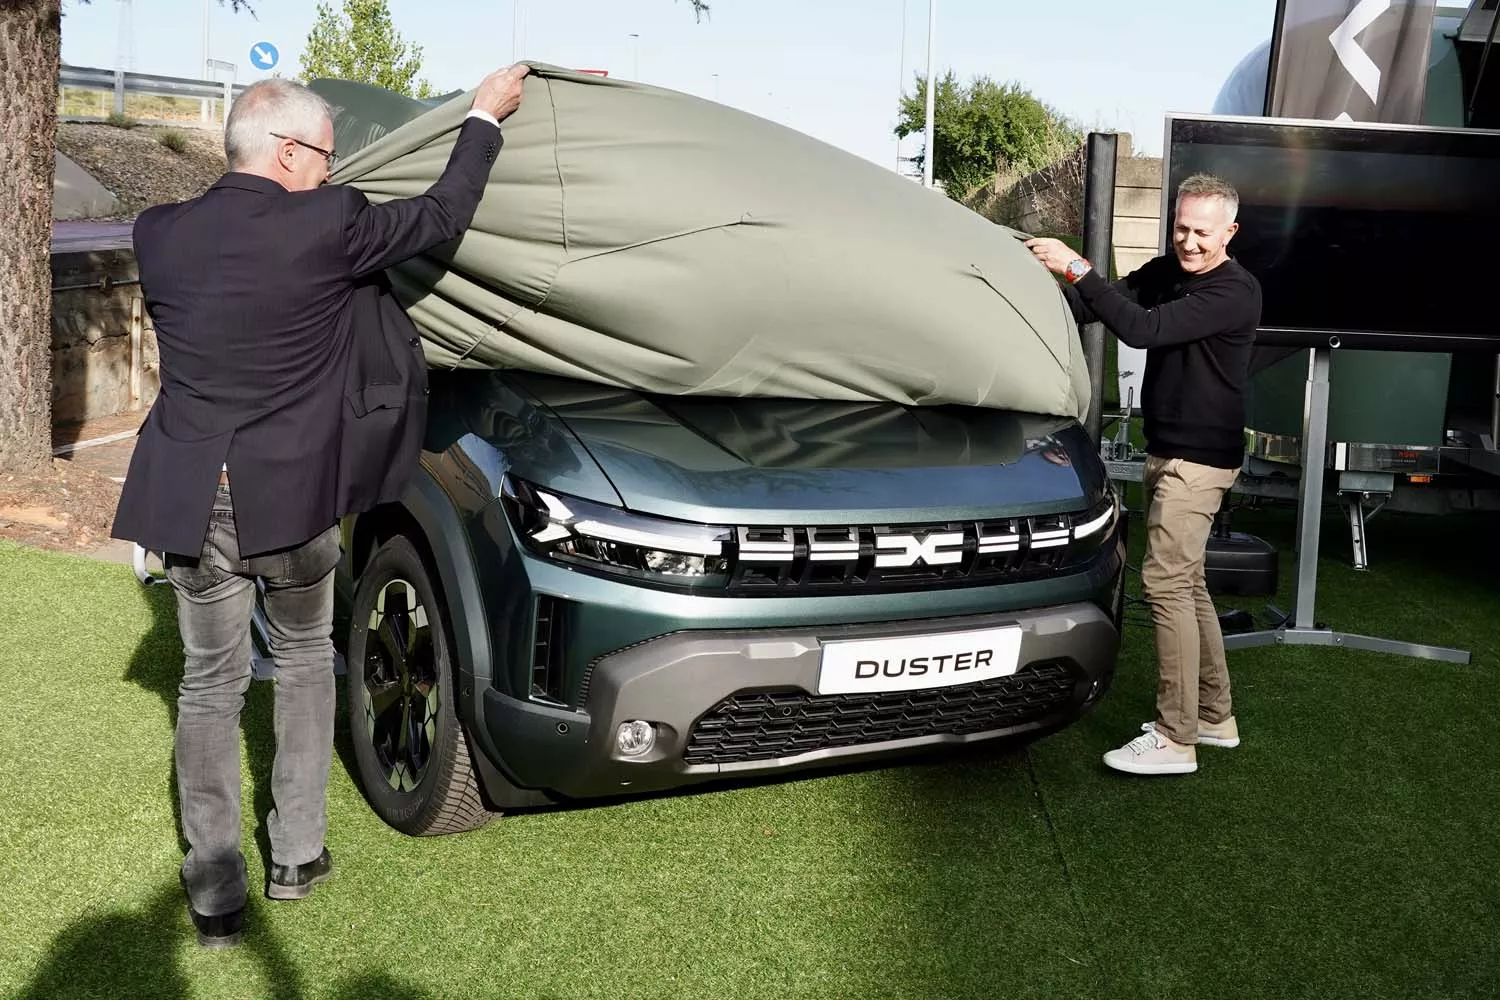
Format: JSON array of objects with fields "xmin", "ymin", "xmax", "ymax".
[{"xmin": 1063, "ymin": 254, "xmax": 1262, "ymax": 470}]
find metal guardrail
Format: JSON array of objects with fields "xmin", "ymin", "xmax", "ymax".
[{"xmin": 60, "ymin": 64, "xmax": 249, "ymax": 119}]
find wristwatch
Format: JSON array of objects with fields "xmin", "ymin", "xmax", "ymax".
[{"xmin": 1064, "ymin": 258, "xmax": 1093, "ymax": 284}]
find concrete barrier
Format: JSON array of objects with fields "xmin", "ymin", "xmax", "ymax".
[{"xmin": 53, "ymin": 151, "xmax": 121, "ymax": 221}]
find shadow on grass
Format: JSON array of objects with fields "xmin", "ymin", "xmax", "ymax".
[
  {"xmin": 8, "ymin": 878, "xmax": 433, "ymax": 1000},
  {"xmin": 9, "ymin": 882, "xmax": 191, "ymax": 1000},
  {"xmin": 122, "ymin": 582, "xmax": 192, "ymax": 857}
]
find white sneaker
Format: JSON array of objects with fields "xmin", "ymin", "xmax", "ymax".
[
  {"xmin": 1104, "ymin": 726, "xmax": 1197, "ymax": 775},
  {"xmin": 1196, "ymin": 716, "xmax": 1240, "ymax": 748},
  {"xmin": 1138, "ymin": 719, "xmax": 1241, "ymax": 749}
]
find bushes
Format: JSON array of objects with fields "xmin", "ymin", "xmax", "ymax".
[{"xmin": 157, "ymin": 129, "xmax": 190, "ymax": 154}]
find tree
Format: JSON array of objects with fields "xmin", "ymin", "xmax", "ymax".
[
  {"xmin": 0, "ymin": 0, "xmax": 253, "ymax": 474},
  {"xmin": 0, "ymin": 0, "xmax": 63, "ymax": 473},
  {"xmin": 896, "ymin": 72, "xmax": 1081, "ymax": 200},
  {"xmin": 299, "ymin": 0, "xmax": 437, "ymax": 98}
]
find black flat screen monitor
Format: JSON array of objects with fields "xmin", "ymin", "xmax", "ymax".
[{"xmin": 1160, "ymin": 114, "xmax": 1500, "ymax": 352}]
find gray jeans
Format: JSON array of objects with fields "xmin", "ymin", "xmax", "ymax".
[{"xmin": 164, "ymin": 485, "xmax": 341, "ymax": 917}]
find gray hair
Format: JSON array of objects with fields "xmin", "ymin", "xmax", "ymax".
[
  {"xmin": 1177, "ymin": 173, "xmax": 1239, "ymax": 223},
  {"xmin": 225, "ymin": 79, "xmax": 333, "ymax": 170}
]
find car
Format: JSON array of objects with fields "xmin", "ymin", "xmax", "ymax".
[{"xmin": 335, "ymin": 368, "xmax": 1127, "ymax": 835}]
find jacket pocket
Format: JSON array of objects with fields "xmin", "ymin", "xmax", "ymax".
[{"xmin": 346, "ymin": 383, "xmax": 407, "ymax": 418}]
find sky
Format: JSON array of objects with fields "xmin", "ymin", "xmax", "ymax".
[{"xmin": 61, "ymin": 0, "xmax": 1281, "ymax": 169}]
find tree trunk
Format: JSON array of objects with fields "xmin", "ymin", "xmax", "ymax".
[{"xmin": 0, "ymin": 0, "xmax": 61, "ymax": 473}]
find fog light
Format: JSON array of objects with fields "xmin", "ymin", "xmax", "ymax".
[{"xmin": 616, "ymin": 720, "xmax": 656, "ymax": 757}]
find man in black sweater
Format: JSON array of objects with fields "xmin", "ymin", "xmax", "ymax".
[{"xmin": 1025, "ymin": 174, "xmax": 1261, "ymax": 777}]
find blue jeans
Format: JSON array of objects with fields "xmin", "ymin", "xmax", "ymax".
[{"xmin": 164, "ymin": 485, "xmax": 341, "ymax": 917}]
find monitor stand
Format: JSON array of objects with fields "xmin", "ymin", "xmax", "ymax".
[{"xmin": 1222, "ymin": 346, "xmax": 1471, "ymax": 664}]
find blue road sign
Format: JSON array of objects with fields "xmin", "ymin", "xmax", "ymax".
[{"xmin": 250, "ymin": 42, "xmax": 279, "ymax": 71}]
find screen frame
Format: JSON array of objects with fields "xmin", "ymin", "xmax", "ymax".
[{"xmin": 1157, "ymin": 112, "xmax": 1500, "ymax": 353}]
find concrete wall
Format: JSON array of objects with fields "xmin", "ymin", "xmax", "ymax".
[
  {"xmin": 51, "ymin": 248, "xmax": 159, "ymax": 426},
  {"xmin": 1110, "ymin": 152, "xmax": 1164, "ymax": 279},
  {"xmin": 1108, "ymin": 149, "xmax": 1163, "ymax": 409}
]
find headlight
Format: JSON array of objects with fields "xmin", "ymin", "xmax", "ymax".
[
  {"xmin": 502, "ymin": 478, "xmax": 733, "ymax": 588},
  {"xmin": 1063, "ymin": 488, "xmax": 1122, "ymax": 565}
]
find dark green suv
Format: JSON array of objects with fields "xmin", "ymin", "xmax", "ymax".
[{"xmin": 336, "ymin": 369, "xmax": 1125, "ymax": 835}]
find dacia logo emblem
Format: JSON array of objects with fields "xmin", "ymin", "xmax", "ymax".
[{"xmin": 875, "ymin": 530, "xmax": 965, "ymax": 568}]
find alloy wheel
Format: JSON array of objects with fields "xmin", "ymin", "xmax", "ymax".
[{"xmin": 363, "ymin": 579, "xmax": 439, "ymax": 793}]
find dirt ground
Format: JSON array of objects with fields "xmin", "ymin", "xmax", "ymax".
[
  {"xmin": 0, "ymin": 459, "xmax": 125, "ymax": 556},
  {"xmin": 0, "ymin": 412, "xmax": 144, "ymax": 559}
]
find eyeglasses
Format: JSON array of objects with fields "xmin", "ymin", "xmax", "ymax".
[{"xmin": 270, "ymin": 132, "xmax": 338, "ymax": 169}]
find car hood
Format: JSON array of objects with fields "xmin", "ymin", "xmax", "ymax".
[{"xmin": 500, "ymin": 373, "xmax": 1106, "ymax": 525}]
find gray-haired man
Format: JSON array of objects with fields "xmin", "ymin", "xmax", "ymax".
[
  {"xmin": 1025, "ymin": 174, "xmax": 1262, "ymax": 777},
  {"xmin": 111, "ymin": 65, "xmax": 528, "ymax": 947}
]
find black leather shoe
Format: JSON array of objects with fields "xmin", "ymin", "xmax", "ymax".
[
  {"xmin": 267, "ymin": 847, "xmax": 334, "ymax": 900},
  {"xmin": 188, "ymin": 905, "xmax": 244, "ymax": 949}
]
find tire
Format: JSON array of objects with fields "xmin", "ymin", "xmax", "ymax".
[{"xmin": 345, "ymin": 534, "xmax": 493, "ymax": 836}]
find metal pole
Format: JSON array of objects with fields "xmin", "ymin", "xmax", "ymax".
[
  {"xmin": 1491, "ymin": 353, "xmax": 1499, "ymax": 447},
  {"xmin": 201, "ymin": 0, "xmax": 211, "ymax": 121},
  {"xmin": 897, "ymin": 0, "xmax": 908, "ymax": 171},
  {"xmin": 1081, "ymin": 131, "xmax": 1117, "ymax": 442},
  {"xmin": 1263, "ymin": 0, "xmax": 1288, "ymax": 116},
  {"xmin": 1294, "ymin": 347, "xmax": 1330, "ymax": 630},
  {"xmin": 922, "ymin": 0, "xmax": 936, "ymax": 188},
  {"xmin": 129, "ymin": 296, "xmax": 143, "ymax": 409},
  {"xmin": 630, "ymin": 33, "xmax": 640, "ymax": 79},
  {"xmin": 114, "ymin": 68, "xmax": 125, "ymax": 116},
  {"xmin": 1466, "ymin": 0, "xmax": 1500, "ymax": 127}
]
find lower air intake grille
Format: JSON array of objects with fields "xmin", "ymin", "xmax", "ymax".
[
  {"xmin": 683, "ymin": 660, "xmax": 1080, "ymax": 765},
  {"xmin": 531, "ymin": 596, "xmax": 568, "ymax": 703}
]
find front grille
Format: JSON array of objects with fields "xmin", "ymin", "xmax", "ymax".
[
  {"xmin": 683, "ymin": 660, "xmax": 1081, "ymax": 765},
  {"xmin": 727, "ymin": 515, "xmax": 1082, "ymax": 595}
]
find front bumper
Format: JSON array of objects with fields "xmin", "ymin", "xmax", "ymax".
[{"xmin": 479, "ymin": 599, "xmax": 1117, "ymax": 800}]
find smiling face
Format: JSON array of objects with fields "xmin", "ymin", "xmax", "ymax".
[{"xmin": 1171, "ymin": 193, "xmax": 1238, "ymax": 275}]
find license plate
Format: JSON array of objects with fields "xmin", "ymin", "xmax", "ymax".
[{"xmin": 816, "ymin": 625, "xmax": 1023, "ymax": 696}]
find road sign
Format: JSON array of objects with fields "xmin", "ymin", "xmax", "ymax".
[{"xmin": 249, "ymin": 42, "xmax": 279, "ymax": 71}]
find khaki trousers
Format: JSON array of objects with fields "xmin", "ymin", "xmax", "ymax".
[{"xmin": 1140, "ymin": 456, "xmax": 1240, "ymax": 745}]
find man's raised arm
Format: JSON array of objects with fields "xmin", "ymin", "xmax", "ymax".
[{"xmin": 343, "ymin": 64, "xmax": 530, "ymax": 279}]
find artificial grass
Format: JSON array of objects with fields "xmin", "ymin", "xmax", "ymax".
[{"xmin": 1, "ymin": 503, "xmax": 1496, "ymax": 999}]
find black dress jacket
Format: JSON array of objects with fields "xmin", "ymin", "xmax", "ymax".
[{"xmin": 112, "ymin": 116, "xmax": 500, "ymax": 557}]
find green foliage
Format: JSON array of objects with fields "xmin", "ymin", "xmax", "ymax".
[
  {"xmin": 299, "ymin": 0, "xmax": 435, "ymax": 99},
  {"xmin": 157, "ymin": 128, "xmax": 189, "ymax": 154},
  {"xmin": 104, "ymin": 111, "xmax": 138, "ymax": 129},
  {"xmin": 896, "ymin": 72, "xmax": 1082, "ymax": 200}
]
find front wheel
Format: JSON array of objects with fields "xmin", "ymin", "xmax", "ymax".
[{"xmin": 345, "ymin": 534, "xmax": 493, "ymax": 836}]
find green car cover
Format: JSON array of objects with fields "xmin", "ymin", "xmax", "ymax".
[{"xmin": 311, "ymin": 64, "xmax": 1090, "ymax": 419}]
